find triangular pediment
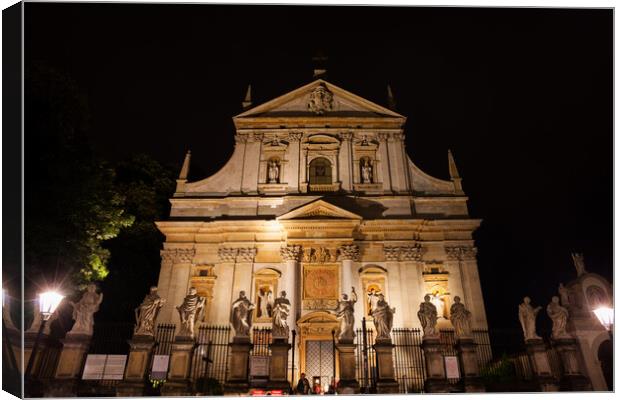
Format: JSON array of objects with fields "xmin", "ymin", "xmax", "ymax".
[
  {"xmin": 234, "ymin": 79, "xmax": 405, "ymax": 120},
  {"xmin": 277, "ymin": 199, "xmax": 363, "ymax": 221}
]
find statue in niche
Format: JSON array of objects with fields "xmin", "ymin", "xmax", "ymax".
[
  {"xmin": 332, "ymin": 287, "xmax": 357, "ymax": 341},
  {"xmin": 134, "ymin": 286, "xmax": 166, "ymax": 337},
  {"xmin": 177, "ymin": 287, "xmax": 205, "ymax": 338},
  {"xmin": 268, "ymin": 159, "xmax": 280, "ymax": 183},
  {"xmin": 361, "ymin": 159, "xmax": 373, "ymax": 183},
  {"xmin": 430, "ymin": 292, "xmax": 446, "ymax": 319},
  {"xmin": 417, "ymin": 294, "xmax": 438, "ymax": 337},
  {"xmin": 258, "ymin": 287, "xmax": 274, "ymax": 319},
  {"xmin": 372, "ymin": 293, "xmax": 395, "ymax": 341},
  {"xmin": 571, "ymin": 253, "xmax": 587, "ymax": 277},
  {"xmin": 518, "ymin": 296, "xmax": 542, "ymax": 340},
  {"xmin": 230, "ymin": 290, "xmax": 255, "ymax": 337},
  {"xmin": 449, "ymin": 296, "xmax": 472, "ymax": 338},
  {"xmin": 68, "ymin": 283, "xmax": 103, "ymax": 336},
  {"xmin": 546, "ymin": 296, "xmax": 570, "ymax": 339},
  {"xmin": 272, "ymin": 291, "xmax": 291, "ymax": 338},
  {"xmin": 367, "ymin": 287, "xmax": 380, "ymax": 316}
]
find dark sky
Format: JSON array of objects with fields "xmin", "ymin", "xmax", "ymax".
[{"xmin": 25, "ymin": 3, "xmax": 613, "ymax": 330}]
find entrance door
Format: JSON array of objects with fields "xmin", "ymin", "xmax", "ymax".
[{"xmin": 305, "ymin": 340, "xmax": 334, "ymax": 392}]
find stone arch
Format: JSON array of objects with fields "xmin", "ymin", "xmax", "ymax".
[
  {"xmin": 359, "ymin": 265, "xmax": 388, "ymax": 318},
  {"xmin": 252, "ymin": 267, "xmax": 282, "ymax": 322},
  {"xmin": 309, "ymin": 157, "xmax": 332, "ymax": 185}
]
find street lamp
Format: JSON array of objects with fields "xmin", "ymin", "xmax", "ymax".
[
  {"xmin": 24, "ymin": 290, "xmax": 64, "ymax": 379},
  {"xmin": 593, "ymin": 307, "xmax": 614, "ymax": 332}
]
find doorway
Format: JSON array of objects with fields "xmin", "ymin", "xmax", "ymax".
[{"xmin": 305, "ymin": 340, "xmax": 334, "ymax": 393}]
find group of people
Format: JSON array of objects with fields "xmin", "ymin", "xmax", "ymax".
[{"xmin": 295, "ymin": 373, "xmax": 337, "ymax": 395}]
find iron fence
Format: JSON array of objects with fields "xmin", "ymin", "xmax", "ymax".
[
  {"xmin": 191, "ymin": 324, "xmax": 231, "ymax": 386},
  {"xmin": 354, "ymin": 326, "xmax": 377, "ymax": 392},
  {"xmin": 251, "ymin": 327, "xmax": 272, "ymax": 356},
  {"xmin": 392, "ymin": 328, "xmax": 426, "ymax": 393},
  {"xmin": 153, "ymin": 323, "xmax": 176, "ymax": 355}
]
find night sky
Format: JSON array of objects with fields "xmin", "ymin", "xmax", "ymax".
[{"xmin": 25, "ymin": 4, "xmax": 613, "ymax": 330}]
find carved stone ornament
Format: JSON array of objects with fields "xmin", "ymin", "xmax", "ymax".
[
  {"xmin": 303, "ymin": 247, "xmax": 338, "ymax": 263},
  {"xmin": 280, "ymin": 245, "xmax": 303, "ymax": 262},
  {"xmin": 218, "ymin": 248, "xmax": 238, "ymax": 262},
  {"xmin": 303, "ymin": 298, "xmax": 339, "ymax": 310},
  {"xmin": 237, "ymin": 248, "xmax": 257, "ymax": 262},
  {"xmin": 161, "ymin": 248, "xmax": 196, "ymax": 264},
  {"xmin": 218, "ymin": 247, "xmax": 257, "ymax": 263},
  {"xmin": 307, "ymin": 84, "xmax": 334, "ymax": 115},
  {"xmin": 383, "ymin": 244, "xmax": 424, "ymax": 261},
  {"xmin": 337, "ymin": 244, "xmax": 360, "ymax": 262},
  {"xmin": 287, "ymin": 132, "xmax": 303, "ymax": 142},
  {"xmin": 445, "ymin": 246, "xmax": 478, "ymax": 261}
]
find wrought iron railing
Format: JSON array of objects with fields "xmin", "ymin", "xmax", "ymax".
[
  {"xmin": 191, "ymin": 324, "xmax": 231, "ymax": 387},
  {"xmin": 251, "ymin": 327, "xmax": 272, "ymax": 356},
  {"xmin": 153, "ymin": 323, "xmax": 176, "ymax": 355},
  {"xmin": 392, "ymin": 328, "xmax": 426, "ymax": 393},
  {"xmin": 354, "ymin": 326, "xmax": 377, "ymax": 392}
]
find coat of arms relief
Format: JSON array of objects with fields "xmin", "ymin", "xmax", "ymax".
[{"xmin": 307, "ymin": 84, "xmax": 334, "ymax": 115}]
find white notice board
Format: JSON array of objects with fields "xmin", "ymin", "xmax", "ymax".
[
  {"xmin": 103, "ymin": 355, "xmax": 127, "ymax": 380},
  {"xmin": 250, "ymin": 355, "xmax": 270, "ymax": 377},
  {"xmin": 151, "ymin": 355, "xmax": 170, "ymax": 380},
  {"xmin": 444, "ymin": 355, "xmax": 460, "ymax": 379},
  {"xmin": 82, "ymin": 354, "xmax": 107, "ymax": 380}
]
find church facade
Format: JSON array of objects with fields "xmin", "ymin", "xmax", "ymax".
[{"xmin": 154, "ymin": 79, "xmax": 488, "ymax": 382}]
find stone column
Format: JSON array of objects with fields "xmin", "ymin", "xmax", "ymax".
[
  {"xmin": 48, "ymin": 333, "xmax": 92, "ymax": 397},
  {"xmin": 525, "ymin": 338, "xmax": 559, "ymax": 392},
  {"xmin": 225, "ymin": 336, "xmax": 252, "ymax": 393},
  {"xmin": 280, "ymin": 245, "xmax": 302, "ymax": 381},
  {"xmin": 118, "ymin": 335, "xmax": 157, "ymax": 396},
  {"xmin": 446, "ymin": 246, "xmax": 488, "ymax": 329},
  {"xmin": 268, "ymin": 338, "xmax": 292, "ymax": 391},
  {"xmin": 455, "ymin": 337, "xmax": 485, "ymax": 392},
  {"xmin": 338, "ymin": 132, "xmax": 353, "ymax": 191},
  {"xmin": 336, "ymin": 338, "xmax": 360, "ymax": 394},
  {"xmin": 286, "ymin": 132, "xmax": 303, "ymax": 193},
  {"xmin": 338, "ymin": 244, "xmax": 359, "ymax": 295},
  {"xmin": 162, "ymin": 336, "xmax": 195, "ymax": 396},
  {"xmin": 422, "ymin": 336, "xmax": 450, "ymax": 393},
  {"xmin": 373, "ymin": 338, "xmax": 399, "ymax": 393},
  {"xmin": 377, "ymin": 133, "xmax": 392, "ymax": 192},
  {"xmin": 552, "ymin": 337, "xmax": 592, "ymax": 391},
  {"xmin": 158, "ymin": 248, "xmax": 196, "ymax": 324}
]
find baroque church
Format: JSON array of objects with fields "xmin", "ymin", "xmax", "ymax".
[{"xmin": 153, "ymin": 77, "xmax": 488, "ymax": 384}]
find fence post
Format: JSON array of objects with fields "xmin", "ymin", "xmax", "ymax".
[
  {"xmin": 335, "ymin": 334, "xmax": 360, "ymax": 394},
  {"xmin": 455, "ymin": 336, "xmax": 485, "ymax": 392},
  {"xmin": 373, "ymin": 332, "xmax": 399, "ymax": 393},
  {"xmin": 551, "ymin": 337, "xmax": 591, "ymax": 390},
  {"xmin": 421, "ymin": 334, "xmax": 450, "ymax": 393},
  {"xmin": 161, "ymin": 329, "xmax": 196, "ymax": 396},
  {"xmin": 524, "ymin": 338, "xmax": 559, "ymax": 392}
]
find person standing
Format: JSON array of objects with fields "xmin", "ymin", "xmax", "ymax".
[{"xmin": 296, "ymin": 373, "xmax": 310, "ymax": 395}]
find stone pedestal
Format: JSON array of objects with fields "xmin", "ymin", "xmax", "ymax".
[
  {"xmin": 117, "ymin": 335, "xmax": 157, "ymax": 397},
  {"xmin": 224, "ymin": 336, "xmax": 252, "ymax": 394},
  {"xmin": 373, "ymin": 339, "xmax": 399, "ymax": 394},
  {"xmin": 525, "ymin": 338, "xmax": 559, "ymax": 392},
  {"xmin": 336, "ymin": 340, "xmax": 360, "ymax": 394},
  {"xmin": 455, "ymin": 337, "xmax": 485, "ymax": 392},
  {"xmin": 422, "ymin": 336, "xmax": 450, "ymax": 393},
  {"xmin": 268, "ymin": 338, "xmax": 292, "ymax": 391},
  {"xmin": 552, "ymin": 337, "xmax": 592, "ymax": 391},
  {"xmin": 24, "ymin": 330, "xmax": 50, "ymax": 378},
  {"xmin": 161, "ymin": 336, "xmax": 195, "ymax": 396},
  {"xmin": 45, "ymin": 333, "xmax": 92, "ymax": 397}
]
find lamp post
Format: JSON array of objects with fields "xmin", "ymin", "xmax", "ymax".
[
  {"xmin": 331, "ymin": 329, "xmax": 336, "ymax": 387},
  {"xmin": 593, "ymin": 306, "xmax": 614, "ymax": 342},
  {"xmin": 24, "ymin": 291, "xmax": 64, "ymax": 379}
]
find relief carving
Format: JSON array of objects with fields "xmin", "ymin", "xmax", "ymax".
[
  {"xmin": 280, "ymin": 245, "xmax": 303, "ymax": 262},
  {"xmin": 337, "ymin": 244, "xmax": 360, "ymax": 261},
  {"xmin": 218, "ymin": 247, "xmax": 257, "ymax": 263},
  {"xmin": 382, "ymin": 244, "xmax": 424, "ymax": 261},
  {"xmin": 303, "ymin": 266, "xmax": 339, "ymax": 301},
  {"xmin": 445, "ymin": 246, "xmax": 478, "ymax": 261},
  {"xmin": 161, "ymin": 248, "xmax": 196, "ymax": 264},
  {"xmin": 302, "ymin": 247, "xmax": 337, "ymax": 263},
  {"xmin": 307, "ymin": 83, "xmax": 334, "ymax": 115}
]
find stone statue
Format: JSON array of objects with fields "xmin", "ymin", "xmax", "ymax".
[
  {"xmin": 547, "ymin": 296, "xmax": 570, "ymax": 339},
  {"xmin": 558, "ymin": 283, "xmax": 570, "ymax": 307},
  {"xmin": 571, "ymin": 253, "xmax": 587, "ymax": 277},
  {"xmin": 176, "ymin": 287, "xmax": 205, "ymax": 338},
  {"xmin": 371, "ymin": 293, "xmax": 395, "ymax": 341},
  {"xmin": 259, "ymin": 288, "xmax": 274, "ymax": 319},
  {"xmin": 134, "ymin": 286, "xmax": 166, "ymax": 337},
  {"xmin": 230, "ymin": 290, "xmax": 255, "ymax": 337},
  {"xmin": 449, "ymin": 296, "xmax": 472, "ymax": 338},
  {"xmin": 272, "ymin": 291, "xmax": 291, "ymax": 338},
  {"xmin": 417, "ymin": 294, "xmax": 438, "ymax": 337},
  {"xmin": 431, "ymin": 293, "xmax": 446, "ymax": 319},
  {"xmin": 367, "ymin": 288, "xmax": 380, "ymax": 316},
  {"xmin": 268, "ymin": 160, "xmax": 280, "ymax": 183},
  {"xmin": 333, "ymin": 287, "xmax": 357, "ymax": 341},
  {"xmin": 518, "ymin": 296, "xmax": 542, "ymax": 340},
  {"xmin": 68, "ymin": 283, "xmax": 103, "ymax": 336},
  {"xmin": 361, "ymin": 159, "xmax": 373, "ymax": 183}
]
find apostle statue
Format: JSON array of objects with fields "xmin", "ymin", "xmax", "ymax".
[
  {"xmin": 449, "ymin": 296, "xmax": 472, "ymax": 338},
  {"xmin": 68, "ymin": 283, "xmax": 103, "ymax": 336},
  {"xmin": 571, "ymin": 253, "xmax": 587, "ymax": 277},
  {"xmin": 176, "ymin": 287, "xmax": 205, "ymax": 338},
  {"xmin": 361, "ymin": 159, "xmax": 373, "ymax": 183},
  {"xmin": 272, "ymin": 291, "xmax": 291, "ymax": 339},
  {"xmin": 417, "ymin": 294, "xmax": 438, "ymax": 337},
  {"xmin": 547, "ymin": 296, "xmax": 570, "ymax": 339},
  {"xmin": 518, "ymin": 296, "xmax": 542, "ymax": 340},
  {"xmin": 558, "ymin": 283, "xmax": 570, "ymax": 307},
  {"xmin": 268, "ymin": 159, "xmax": 280, "ymax": 183},
  {"xmin": 333, "ymin": 287, "xmax": 357, "ymax": 341},
  {"xmin": 230, "ymin": 290, "xmax": 255, "ymax": 338},
  {"xmin": 371, "ymin": 293, "xmax": 395, "ymax": 341},
  {"xmin": 134, "ymin": 286, "xmax": 166, "ymax": 337}
]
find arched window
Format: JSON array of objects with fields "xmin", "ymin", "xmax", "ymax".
[{"xmin": 309, "ymin": 157, "xmax": 332, "ymax": 184}]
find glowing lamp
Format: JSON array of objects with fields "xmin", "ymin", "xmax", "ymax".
[
  {"xmin": 593, "ymin": 307, "xmax": 614, "ymax": 331},
  {"xmin": 38, "ymin": 291, "xmax": 64, "ymax": 320}
]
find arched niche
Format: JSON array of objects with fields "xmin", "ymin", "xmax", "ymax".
[
  {"xmin": 309, "ymin": 157, "xmax": 332, "ymax": 185},
  {"xmin": 253, "ymin": 267, "xmax": 282, "ymax": 322},
  {"xmin": 359, "ymin": 265, "xmax": 388, "ymax": 319}
]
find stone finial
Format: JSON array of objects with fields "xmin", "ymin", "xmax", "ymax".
[
  {"xmin": 178, "ymin": 150, "xmax": 191, "ymax": 180},
  {"xmin": 448, "ymin": 149, "xmax": 463, "ymax": 194},
  {"xmin": 242, "ymin": 84, "xmax": 252, "ymax": 110},
  {"xmin": 571, "ymin": 253, "xmax": 587, "ymax": 277},
  {"xmin": 387, "ymin": 84, "xmax": 396, "ymax": 111}
]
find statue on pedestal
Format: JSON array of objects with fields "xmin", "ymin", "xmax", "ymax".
[
  {"xmin": 68, "ymin": 283, "xmax": 103, "ymax": 336},
  {"xmin": 547, "ymin": 296, "xmax": 570, "ymax": 339},
  {"xmin": 449, "ymin": 296, "xmax": 472, "ymax": 338},
  {"xmin": 230, "ymin": 290, "xmax": 255, "ymax": 338},
  {"xmin": 518, "ymin": 296, "xmax": 542, "ymax": 340},
  {"xmin": 268, "ymin": 160, "xmax": 280, "ymax": 183},
  {"xmin": 134, "ymin": 286, "xmax": 166, "ymax": 337},
  {"xmin": 333, "ymin": 287, "xmax": 357, "ymax": 341},
  {"xmin": 417, "ymin": 294, "xmax": 438, "ymax": 337},
  {"xmin": 272, "ymin": 291, "xmax": 291, "ymax": 338},
  {"xmin": 571, "ymin": 253, "xmax": 587, "ymax": 277},
  {"xmin": 176, "ymin": 287, "xmax": 205, "ymax": 338},
  {"xmin": 371, "ymin": 293, "xmax": 395, "ymax": 340}
]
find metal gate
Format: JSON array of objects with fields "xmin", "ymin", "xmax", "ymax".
[
  {"xmin": 354, "ymin": 326, "xmax": 377, "ymax": 392},
  {"xmin": 306, "ymin": 340, "xmax": 334, "ymax": 390},
  {"xmin": 191, "ymin": 324, "xmax": 231, "ymax": 384},
  {"xmin": 392, "ymin": 328, "xmax": 426, "ymax": 393}
]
